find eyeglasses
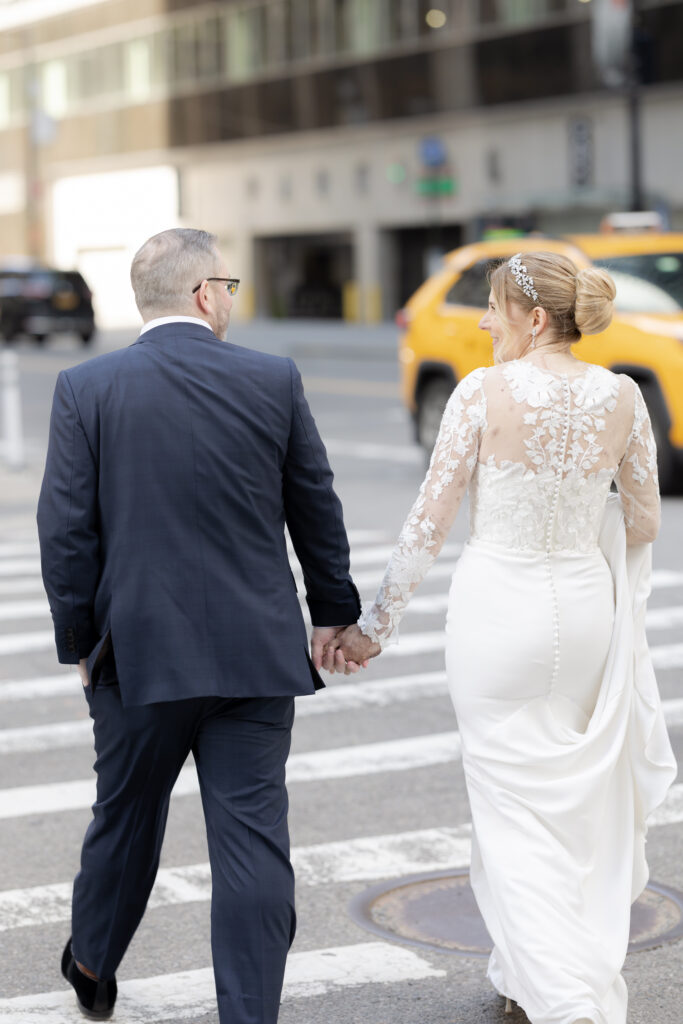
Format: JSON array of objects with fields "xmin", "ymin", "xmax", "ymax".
[{"xmin": 192, "ymin": 277, "xmax": 240, "ymax": 296}]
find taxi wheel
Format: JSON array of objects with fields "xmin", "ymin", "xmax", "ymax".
[
  {"xmin": 416, "ymin": 378, "xmax": 454, "ymax": 452},
  {"xmin": 645, "ymin": 396, "xmax": 678, "ymax": 495}
]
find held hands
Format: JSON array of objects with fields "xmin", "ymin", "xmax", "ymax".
[{"xmin": 310, "ymin": 624, "xmax": 381, "ymax": 675}]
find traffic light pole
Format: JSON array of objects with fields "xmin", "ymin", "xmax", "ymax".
[{"xmin": 628, "ymin": 0, "xmax": 644, "ymax": 212}]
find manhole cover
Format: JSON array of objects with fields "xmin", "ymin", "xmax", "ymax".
[{"xmin": 350, "ymin": 871, "xmax": 683, "ymax": 957}]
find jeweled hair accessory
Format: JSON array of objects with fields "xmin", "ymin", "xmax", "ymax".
[{"xmin": 508, "ymin": 253, "xmax": 539, "ymax": 303}]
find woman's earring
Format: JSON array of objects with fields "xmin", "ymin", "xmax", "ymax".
[{"xmin": 530, "ymin": 327, "xmax": 537, "ymax": 349}]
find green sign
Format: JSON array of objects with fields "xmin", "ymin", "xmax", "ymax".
[{"xmin": 415, "ymin": 176, "xmax": 457, "ymax": 196}]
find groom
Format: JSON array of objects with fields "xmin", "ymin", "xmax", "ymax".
[{"xmin": 37, "ymin": 228, "xmax": 361, "ymax": 1023}]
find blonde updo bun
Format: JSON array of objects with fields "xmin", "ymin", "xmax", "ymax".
[
  {"xmin": 489, "ymin": 251, "xmax": 618, "ymax": 352},
  {"xmin": 574, "ymin": 267, "xmax": 616, "ymax": 335}
]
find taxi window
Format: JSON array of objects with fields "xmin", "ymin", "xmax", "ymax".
[
  {"xmin": 444, "ymin": 260, "xmax": 492, "ymax": 309},
  {"xmin": 593, "ymin": 253, "xmax": 683, "ymax": 313}
]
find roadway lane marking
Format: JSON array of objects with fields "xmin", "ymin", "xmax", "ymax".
[
  {"xmin": 0, "ymin": 630, "xmax": 54, "ymax": 656},
  {"xmin": 0, "ymin": 558, "xmax": 41, "ymax": 577},
  {"xmin": 0, "ymin": 599, "xmax": 49, "ymax": 622},
  {"xmin": 0, "ymin": 560, "xmax": 676, "ymax": 618},
  {"xmin": 645, "ymin": 606, "xmax": 683, "ymax": 630},
  {"xmin": 651, "ymin": 643, "xmax": 683, "ymax": 669},
  {"xmin": 0, "ymin": 672, "xmax": 82, "ymax": 702},
  {"xmin": 303, "ymin": 377, "xmax": 400, "ymax": 398},
  {"xmin": 1, "ymin": 676, "xmax": 682, "ymax": 753},
  {"xmin": 0, "ymin": 824, "xmax": 474, "ymax": 931},
  {"xmin": 0, "ymin": 543, "xmax": 40, "ymax": 558},
  {"xmin": 0, "ymin": 942, "xmax": 444, "ymax": 1021},
  {"xmin": 0, "ymin": 667, "xmax": 447, "ymax": 706},
  {"xmin": 0, "ymin": 732, "xmax": 463, "ymax": 817},
  {"xmin": 0, "ymin": 578, "xmax": 45, "ymax": 597},
  {"xmin": 3, "ymin": 782, "xmax": 683, "ymax": 933},
  {"xmin": 325, "ymin": 438, "xmax": 420, "ymax": 463}
]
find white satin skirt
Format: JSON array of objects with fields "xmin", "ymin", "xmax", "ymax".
[{"xmin": 444, "ymin": 498, "xmax": 676, "ymax": 1024}]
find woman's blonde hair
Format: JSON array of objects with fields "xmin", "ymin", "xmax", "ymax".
[{"xmin": 488, "ymin": 251, "xmax": 616, "ymax": 360}]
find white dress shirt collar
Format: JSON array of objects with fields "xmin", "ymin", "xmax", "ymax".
[{"xmin": 139, "ymin": 316, "xmax": 214, "ymax": 336}]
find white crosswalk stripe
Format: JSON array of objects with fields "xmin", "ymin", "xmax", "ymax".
[
  {"xmin": 3, "ymin": 783, "xmax": 683, "ymax": 935},
  {"xmin": 0, "ymin": 732, "xmax": 463, "ymax": 817},
  {"xmin": 0, "ymin": 942, "xmax": 445, "ymax": 1021},
  {"xmin": 1, "ymin": 681, "xmax": 682, "ymax": 756},
  {"xmin": 0, "ymin": 558, "xmax": 42, "ymax": 577}
]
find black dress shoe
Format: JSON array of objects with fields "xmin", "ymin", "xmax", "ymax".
[{"xmin": 61, "ymin": 937, "xmax": 117, "ymax": 1020}]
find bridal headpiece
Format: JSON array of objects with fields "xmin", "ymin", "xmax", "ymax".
[{"xmin": 508, "ymin": 253, "xmax": 539, "ymax": 303}]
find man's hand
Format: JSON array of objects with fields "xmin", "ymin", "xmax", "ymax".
[
  {"xmin": 77, "ymin": 657, "xmax": 90, "ymax": 689},
  {"xmin": 311, "ymin": 626, "xmax": 366, "ymax": 676}
]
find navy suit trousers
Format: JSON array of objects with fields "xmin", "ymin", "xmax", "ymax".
[{"xmin": 72, "ymin": 684, "xmax": 296, "ymax": 1024}]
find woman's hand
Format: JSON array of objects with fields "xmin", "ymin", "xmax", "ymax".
[{"xmin": 323, "ymin": 624, "xmax": 381, "ymax": 673}]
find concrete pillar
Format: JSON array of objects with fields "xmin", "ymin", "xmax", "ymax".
[{"xmin": 353, "ymin": 224, "xmax": 382, "ymax": 324}]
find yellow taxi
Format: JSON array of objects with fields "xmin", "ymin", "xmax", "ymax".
[{"xmin": 398, "ymin": 233, "xmax": 683, "ymax": 492}]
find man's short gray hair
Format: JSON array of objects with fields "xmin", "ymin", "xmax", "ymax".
[{"xmin": 130, "ymin": 228, "xmax": 220, "ymax": 318}]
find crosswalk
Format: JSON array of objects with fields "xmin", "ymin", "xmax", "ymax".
[{"xmin": 1, "ymin": 525, "xmax": 681, "ymax": 1022}]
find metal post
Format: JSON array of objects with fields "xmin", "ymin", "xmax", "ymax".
[
  {"xmin": 0, "ymin": 348, "xmax": 26, "ymax": 470},
  {"xmin": 628, "ymin": 0, "xmax": 644, "ymax": 212}
]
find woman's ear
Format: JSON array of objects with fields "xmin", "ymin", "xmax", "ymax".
[{"xmin": 532, "ymin": 306, "xmax": 549, "ymax": 333}]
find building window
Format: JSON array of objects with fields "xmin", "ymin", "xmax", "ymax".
[
  {"xmin": 246, "ymin": 176, "xmax": 260, "ymax": 199},
  {"xmin": 41, "ymin": 60, "xmax": 68, "ymax": 118},
  {"xmin": 197, "ymin": 15, "xmax": 222, "ymax": 80},
  {"xmin": 315, "ymin": 168, "xmax": 330, "ymax": 195},
  {"xmin": 125, "ymin": 39, "xmax": 152, "ymax": 102},
  {"xmin": 279, "ymin": 175, "xmax": 292, "ymax": 200},
  {"xmin": 0, "ymin": 74, "xmax": 10, "ymax": 129},
  {"xmin": 486, "ymin": 148, "xmax": 502, "ymax": 184},
  {"xmin": 226, "ymin": 6, "xmax": 267, "ymax": 81},
  {"xmin": 478, "ymin": 0, "xmax": 567, "ymax": 26},
  {"xmin": 354, "ymin": 162, "xmax": 370, "ymax": 194}
]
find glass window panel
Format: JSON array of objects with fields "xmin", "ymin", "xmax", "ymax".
[
  {"xmin": 266, "ymin": 2, "xmax": 288, "ymax": 66},
  {"xmin": 41, "ymin": 60, "xmax": 68, "ymax": 118},
  {"xmin": 226, "ymin": 5, "xmax": 267, "ymax": 80},
  {"xmin": 9, "ymin": 67, "xmax": 24, "ymax": 117},
  {"xmin": 479, "ymin": 0, "xmax": 567, "ymax": 26},
  {"xmin": 125, "ymin": 39, "xmax": 153, "ymax": 101},
  {"xmin": 349, "ymin": 0, "xmax": 380, "ymax": 54},
  {"xmin": 197, "ymin": 15, "xmax": 222, "ymax": 80},
  {"xmin": 173, "ymin": 22, "xmax": 197, "ymax": 83},
  {"xmin": 149, "ymin": 32, "xmax": 170, "ymax": 88},
  {"xmin": 0, "ymin": 74, "xmax": 10, "ymax": 128}
]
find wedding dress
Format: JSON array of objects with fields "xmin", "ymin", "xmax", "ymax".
[{"xmin": 359, "ymin": 359, "xmax": 677, "ymax": 1024}]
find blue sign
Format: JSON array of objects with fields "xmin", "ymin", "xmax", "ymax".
[{"xmin": 419, "ymin": 137, "xmax": 447, "ymax": 168}]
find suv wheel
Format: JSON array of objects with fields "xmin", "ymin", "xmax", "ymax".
[
  {"xmin": 416, "ymin": 378, "xmax": 454, "ymax": 451},
  {"xmin": 32, "ymin": 333, "xmax": 47, "ymax": 344},
  {"xmin": 79, "ymin": 328, "xmax": 95, "ymax": 345}
]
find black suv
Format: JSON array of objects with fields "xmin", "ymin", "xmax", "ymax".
[{"xmin": 0, "ymin": 266, "xmax": 95, "ymax": 345}]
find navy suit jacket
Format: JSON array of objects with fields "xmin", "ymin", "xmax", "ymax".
[{"xmin": 37, "ymin": 322, "xmax": 360, "ymax": 705}]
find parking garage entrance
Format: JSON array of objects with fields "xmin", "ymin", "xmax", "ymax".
[{"xmin": 254, "ymin": 233, "xmax": 353, "ymax": 319}]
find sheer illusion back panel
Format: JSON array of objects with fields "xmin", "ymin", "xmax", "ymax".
[{"xmin": 359, "ymin": 362, "xmax": 660, "ymax": 648}]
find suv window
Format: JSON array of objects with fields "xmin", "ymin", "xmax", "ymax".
[{"xmin": 444, "ymin": 259, "xmax": 495, "ymax": 308}]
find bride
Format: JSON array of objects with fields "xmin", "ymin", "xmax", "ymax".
[{"xmin": 324, "ymin": 251, "xmax": 677, "ymax": 1024}]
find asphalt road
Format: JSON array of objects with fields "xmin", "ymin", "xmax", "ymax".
[{"xmin": 0, "ymin": 324, "xmax": 681, "ymax": 1024}]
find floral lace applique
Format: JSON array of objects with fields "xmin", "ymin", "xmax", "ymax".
[{"xmin": 358, "ymin": 368, "xmax": 486, "ymax": 648}]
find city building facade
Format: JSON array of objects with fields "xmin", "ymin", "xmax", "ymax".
[{"xmin": 0, "ymin": 0, "xmax": 682, "ymax": 325}]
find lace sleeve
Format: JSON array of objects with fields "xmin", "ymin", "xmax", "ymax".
[
  {"xmin": 358, "ymin": 368, "xmax": 487, "ymax": 648},
  {"xmin": 615, "ymin": 381, "xmax": 661, "ymax": 544}
]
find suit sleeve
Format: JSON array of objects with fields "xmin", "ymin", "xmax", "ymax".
[
  {"xmin": 37, "ymin": 371, "xmax": 100, "ymax": 663},
  {"xmin": 282, "ymin": 359, "xmax": 361, "ymax": 626}
]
